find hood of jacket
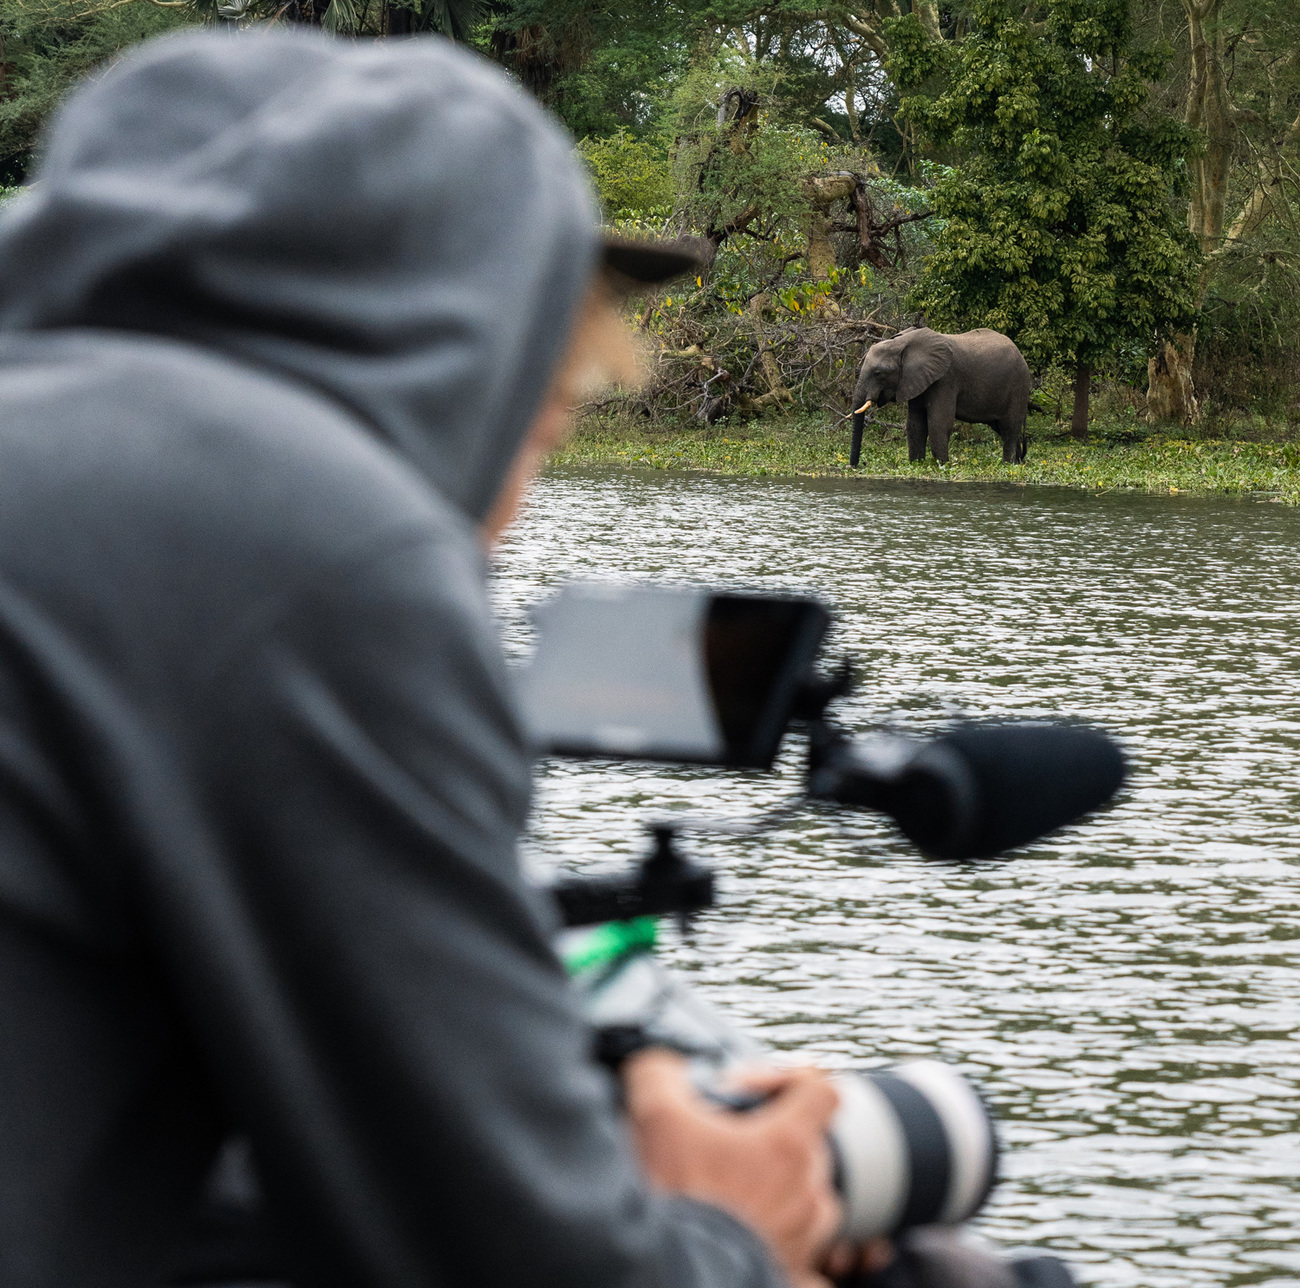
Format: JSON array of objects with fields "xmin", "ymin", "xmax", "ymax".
[{"xmin": 0, "ymin": 30, "xmax": 600, "ymax": 523}]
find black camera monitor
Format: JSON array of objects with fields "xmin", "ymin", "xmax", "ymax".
[{"xmin": 517, "ymin": 584, "xmax": 829, "ymax": 769}]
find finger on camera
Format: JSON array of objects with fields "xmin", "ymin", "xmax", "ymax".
[
  {"xmin": 746, "ymin": 1065, "xmax": 839, "ymax": 1130},
  {"xmin": 621, "ymin": 1048, "xmax": 698, "ymax": 1110},
  {"xmin": 824, "ymin": 1237, "xmax": 897, "ymax": 1279},
  {"xmin": 810, "ymin": 1185, "xmax": 846, "ymax": 1254},
  {"xmin": 725, "ymin": 1062, "xmax": 820, "ymax": 1095}
]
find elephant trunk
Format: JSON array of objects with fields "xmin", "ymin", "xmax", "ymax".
[{"xmin": 848, "ymin": 372, "xmax": 874, "ymax": 468}]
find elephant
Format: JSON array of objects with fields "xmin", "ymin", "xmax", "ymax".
[{"xmin": 850, "ymin": 327, "xmax": 1031, "ymax": 466}]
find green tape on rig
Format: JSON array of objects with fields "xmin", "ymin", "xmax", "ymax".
[{"xmin": 562, "ymin": 917, "xmax": 658, "ymax": 977}]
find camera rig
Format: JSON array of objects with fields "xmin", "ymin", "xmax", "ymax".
[{"xmin": 547, "ymin": 658, "xmax": 1126, "ymax": 929}]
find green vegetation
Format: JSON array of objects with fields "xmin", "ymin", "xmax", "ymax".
[
  {"xmin": 896, "ymin": 0, "xmax": 1198, "ymax": 431},
  {"xmin": 576, "ymin": 130, "xmax": 673, "ymax": 221},
  {"xmin": 0, "ymin": 0, "xmax": 197, "ymax": 183},
  {"xmin": 478, "ymin": 0, "xmax": 1300, "ymax": 428},
  {"xmin": 554, "ymin": 411, "xmax": 1300, "ymax": 504},
  {"xmin": 1, "ymin": 0, "xmax": 1296, "ymax": 478},
  {"xmin": 0, "ymin": 0, "xmax": 477, "ymax": 185}
]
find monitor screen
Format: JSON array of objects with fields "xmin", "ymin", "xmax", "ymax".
[{"xmin": 516, "ymin": 583, "xmax": 828, "ymax": 769}]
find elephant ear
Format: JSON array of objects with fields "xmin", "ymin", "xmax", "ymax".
[{"xmin": 896, "ymin": 332, "xmax": 954, "ymax": 403}]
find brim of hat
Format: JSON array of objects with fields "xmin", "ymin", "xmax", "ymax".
[{"xmin": 602, "ymin": 236, "xmax": 706, "ymax": 286}]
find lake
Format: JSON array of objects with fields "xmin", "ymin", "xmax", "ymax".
[{"xmin": 491, "ymin": 467, "xmax": 1300, "ymax": 1288}]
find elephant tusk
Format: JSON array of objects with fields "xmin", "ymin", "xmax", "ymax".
[{"xmin": 853, "ymin": 399, "xmax": 874, "ymax": 414}]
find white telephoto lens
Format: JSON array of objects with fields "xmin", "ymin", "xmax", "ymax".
[
  {"xmin": 831, "ymin": 1061, "xmax": 998, "ymax": 1241},
  {"xmin": 894, "ymin": 1060, "xmax": 997, "ymax": 1225}
]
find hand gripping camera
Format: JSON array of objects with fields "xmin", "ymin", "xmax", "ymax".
[
  {"xmin": 562, "ymin": 908, "xmax": 999, "ymax": 1244},
  {"xmin": 519, "ymin": 583, "xmax": 1125, "ymax": 1275}
]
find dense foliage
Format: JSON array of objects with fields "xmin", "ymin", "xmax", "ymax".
[
  {"xmin": 480, "ymin": 0, "xmax": 1297, "ymax": 429},
  {"xmin": 898, "ymin": 0, "xmax": 1199, "ymax": 425},
  {"xmin": 0, "ymin": 0, "xmax": 196, "ymax": 183},
  {"xmin": 0, "ymin": 0, "xmax": 1296, "ymax": 431}
]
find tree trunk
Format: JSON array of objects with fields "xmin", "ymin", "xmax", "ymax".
[
  {"xmin": 1146, "ymin": 332, "xmax": 1199, "ymax": 424},
  {"xmin": 912, "ymin": 0, "xmax": 942, "ymax": 41},
  {"xmin": 805, "ymin": 210, "xmax": 837, "ymax": 282},
  {"xmin": 747, "ymin": 295, "xmax": 791, "ymax": 403},
  {"xmin": 803, "ymin": 174, "xmax": 856, "ymax": 283},
  {"xmin": 1142, "ymin": 0, "xmax": 1230, "ymax": 418},
  {"xmin": 1070, "ymin": 363, "xmax": 1091, "ymax": 439},
  {"xmin": 802, "ymin": 173, "xmax": 855, "ymax": 313},
  {"xmin": 842, "ymin": 53, "xmax": 860, "ymax": 142},
  {"xmin": 385, "ymin": 0, "xmax": 411, "ymax": 33},
  {"xmin": 1183, "ymin": 0, "xmax": 1234, "ymax": 262}
]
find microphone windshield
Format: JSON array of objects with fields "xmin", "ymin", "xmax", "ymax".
[{"xmin": 894, "ymin": 723, "xmax": 1126, "ymax": 860}]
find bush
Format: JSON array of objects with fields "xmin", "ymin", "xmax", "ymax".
[
  {"xmin": 576, "ymin": 130, "xmax": 673, "ymax": 220},
  {"xmin": 1196, "ymin": 231, "xmax": 1300, "ymax": 422},
  {"xmin": 0, "ymin": 0, "xmax": 199, "ymax": 182}
]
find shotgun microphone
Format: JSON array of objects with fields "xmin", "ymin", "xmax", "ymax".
[{"xmin": 808, "ymin": 722, "xmax": 1126, "ymax": 859}]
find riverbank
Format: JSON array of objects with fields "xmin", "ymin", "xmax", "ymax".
[{"xmin": 553, "ymin": 413, "xmax": 1300, "ymax": 503}]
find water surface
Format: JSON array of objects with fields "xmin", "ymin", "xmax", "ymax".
[{"xmin": 491, "ymin": 468, "xmax": 1300, "ymax": 1288}]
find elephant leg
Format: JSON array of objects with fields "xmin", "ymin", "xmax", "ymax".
[
  {"xmin": 999, "ymin": 417, "xmax": 1027, "ymax": 463},
  {"xmin": 906, "ymin": 401, "xmax": 928, "ymax": 462},
  {"xmin": 925, "ymin": 394, "xmax": 956, "ymax": 463}
]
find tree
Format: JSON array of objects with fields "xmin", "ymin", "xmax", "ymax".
[
  {"xmin": 0, "ymin": 0, "xmax": 197, "ymax": 183},
  {"xmin": 213, "ymin": 0, "xmax": 480, "ymax": 37},
  {"xmin": 479, "ymin": 0, "xmax": 964, "ymax": 160},
  {"xmin": 1143, "ymin": 0, "xmax": 1300, "ymax": 422},
  {"xmin": 0, "ymin": 0, "xmax": 480, "ymax": 184},
  {"xmin": 481, "ymin": 0, "xmax": 694, "ymax": 139},
  {"xmin": 896, "ymin": 0, "xmax": 1198, "ymax": 435}
]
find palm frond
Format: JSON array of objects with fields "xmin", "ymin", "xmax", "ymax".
[
  {"xmin": 321, "ymin": 0, "xmax": 358, "ymax": 32},
  {"xmin": 417, "ymin": 0, "xmax": 480, "ymax": 41}
]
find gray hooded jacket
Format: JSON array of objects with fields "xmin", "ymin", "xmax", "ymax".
[{"xmin": 0, "ymin": 31, "xmax": 783, "ymax": 1288}]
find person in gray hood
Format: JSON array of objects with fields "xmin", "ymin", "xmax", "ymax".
[{"xmin": 0, "ymin": 28, "xmax": 857, "ymax": 1288}]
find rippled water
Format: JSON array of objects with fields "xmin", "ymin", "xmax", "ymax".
[{"xmin": 491, "ymin": 468, "xmax": 1300, "ymax": 1288}]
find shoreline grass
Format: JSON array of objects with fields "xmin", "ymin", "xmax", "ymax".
[{"xmin": 551, "ymin": 412, "xmax": 1300, "ymax": 503}]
